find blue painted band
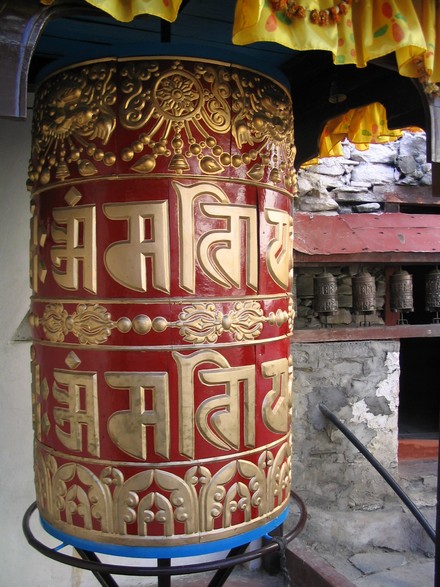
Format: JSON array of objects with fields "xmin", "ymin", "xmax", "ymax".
[{"xmin": 40, "ymin": 508, "xmax": 289, "ymax": 559}]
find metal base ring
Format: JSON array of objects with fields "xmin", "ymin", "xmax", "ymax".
[{"xmin": 22, "ymin": 491, "xmax": 306, "ymax": 578}]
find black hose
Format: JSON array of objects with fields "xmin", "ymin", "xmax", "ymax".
[{"xmin": 319, "ymin": 402, "xmax": 436, "ymax": 543}]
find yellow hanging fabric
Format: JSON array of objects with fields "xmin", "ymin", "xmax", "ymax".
[
  {"xmin": 232, "ymin": 0, "xmax": 440, "ymax": 84},
  {"xmin": 66, "ymin": 0, "xmax": 184, "ymax": 23},
  {"xmin": 394, "ymin": 1, "xmax": 440, "ymax": 86},
  {"xmin": 318, "ymin": 102, "xmax": 412, "ymax": 157},
  {"xmin": 40, "ymin": 1, "xmax": 440, "ymax": 85}
]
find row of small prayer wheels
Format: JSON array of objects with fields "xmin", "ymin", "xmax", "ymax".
[{"xmin": 313, "ymin": 267, "xmax": 440, "ymax": 316}]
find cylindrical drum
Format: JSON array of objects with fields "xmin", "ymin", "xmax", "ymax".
[
  {"xmin": 313, "ymin": 271, "xmax": 338, "ymax": 315},
  {"xmin": 425, "ymin": 267, "xmax": 440, "ymax": 312},
  {"xmin": 28, "ymin": 57, "xmax": 296, "ymax": 557},
  {"xmin": 390, "ymin": 269, "xmax": 414, "ymax": 312},
  {"xmin": 352, "ymin": 270, "xmax": 376, "ymax": 314}
]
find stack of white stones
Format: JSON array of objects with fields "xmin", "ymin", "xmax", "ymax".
[{"xmin": 296, "ymin": 131, "xmax": 431, "ymax": 214}]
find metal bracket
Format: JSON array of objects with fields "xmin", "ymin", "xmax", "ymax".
[{"xmin": 0, "ymin": 0, "xmax": 98, "ymax": 119}]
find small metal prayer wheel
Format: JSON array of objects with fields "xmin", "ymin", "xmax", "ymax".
[
  {"xmin": 425, "ymin": 267, "xmax": 440, "ymax": 322},
  {"xmin": 314, "ymin": 271, "xmax": 338, "ymax": 316},
  {"xmin": 425, "ymin": 267, "xmax": 440, "ymax": 311},
  {"xmin": 390, "ymin": 269, "xmax": 413, "ymax": 313},
  {"xmin": 352, "ymin": 270, "xmax": 376, "ymax": 314}
]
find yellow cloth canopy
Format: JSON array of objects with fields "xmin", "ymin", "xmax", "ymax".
[
  {"xmin": 54, "ymin": 0, "xmax": 439, "ymax": 87},
  {"xmin": 41, "ymin": 0, "xmax": 183, "ymax": 23},
  {"xmin": 39, "ymin": 0, "xmax": 437, "ymax": 155},
  {"xmin": 233, "ymin": 1, "xmax": 440, "ymax": 85}
]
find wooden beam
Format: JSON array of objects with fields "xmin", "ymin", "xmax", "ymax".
[
  {"xmin": 294, "ymin": 253, "xmax": 440, "ymax": 265},
  {"xmin": 293, "ymin": 323, "xmax": 440, "ymax": 343},
  {"xmin": 429, "ymin": 95, "xmax": 440, "ymax": 196},
  {"xmin": 433, "ymin": 162, "xmax": 440, "ymax": 197},
  {"xmin": 372, "ymin": 184, "xmax": 439, "ymax": 205}
]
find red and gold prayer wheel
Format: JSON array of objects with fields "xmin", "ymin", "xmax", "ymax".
[{"xmin": 28, "ymin": 56, "xmax": 296, "ymax": 557}]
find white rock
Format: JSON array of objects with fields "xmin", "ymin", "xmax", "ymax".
[
  {"xmin": 349, "ymin": 143, "xmax": 397, "ymax": 165},
  {"xmin": 398, "ymin": 131, "xmax": 427, "ymax": 160},
  {"xmin": 350, "ymin": 181, "xmax": 372, "ymax": 188},
  {"xmin": 420, "ymin": 170, "xmax": 432, "ymax": 185},
  {"xmin": 314, "ymin": 158, "xmax": 346, "ymax": 176},
  {"xmin": 334, "ymin": 190, "xmax": 382, "ymax": 204},
  {"xmin": 299, "ymin": 194, "xmax": 339, "ymax": 212},
  {"xmin": 297, "ymin": 170, "xmax": 326, "ymax": 196},
  {"xmin": 351, "ymin": 162, "xmax": 396, "ymax": 184},
  {"xmin": 396, "ymin": 155, "xmax": 417, "ymax": 174},
  {"xmin": 354, "ymin": 203, "xmax": 381, "ymax": 212}
]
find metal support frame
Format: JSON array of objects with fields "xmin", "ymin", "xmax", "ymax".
[
  {"xmin": 23, "ymin": 492, "xmax": 306, "ymax": 586},
  {"xmin": 0, "ymin": 0, "xmax": 99, "ymax": 119}
]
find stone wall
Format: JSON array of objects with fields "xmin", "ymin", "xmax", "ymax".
[
  {"xmin": 290, "ymin": 340, "xmax": 435, "ymax": 553},
  {"xmin": 291, "ymin": 340, "xmax": 399, "ymax": 512},
  {"xmin": 296, "ymin": 131, "xmax": 431, "ymax": 214},
  {"xmin": 289, "ymin": 132, "xmax": 435, "ymax": 554}
]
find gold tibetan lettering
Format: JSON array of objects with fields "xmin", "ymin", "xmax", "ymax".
[
  {"xmin": 196, "ymin": 363, "xmax": 256, "ymax": 451},
  {"xmin": 104, "ymin": 201, "xmax": 170, "ymax": 293},
  {"xmin": 174, "ymin": 182, "xmax": 258, "ymax": 293},
  {"xmin": 51, "ymin": 204, "xmax": 97, "ymax": 293},
  {"xmin": 198, "ymin": 202, "xmax": 258, "ymax": 290},
  {"xmin": 175, "ymin": 182, "xmax": 228, "ymax": 294},
  {"xmin": 31, "ymin": 359, "xmax": 42, "ymax": 441},
  {"xmin": 261, "ymin": 357, "xmax": 291, "ymax": 434},
  {"xmin": 173, "ymin": 350, "xmax": 255, "ymax": 458},
  {"xmin": 265, "ymin": 208, "xmax": 293, "ymax": 290},
  {"xmin": 53, "ymin": 369, "xmax": 100, "ymax": 456},
  {"xmin": 106, "ymin": 372, "xmax": 170, "ymax": 460}
]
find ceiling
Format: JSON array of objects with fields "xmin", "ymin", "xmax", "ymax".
[{"xmin": 24, "ymin": 0, "xmax": 430, "ymax": 165}]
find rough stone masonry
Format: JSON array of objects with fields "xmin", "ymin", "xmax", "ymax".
[{"xmin": 290, "ymin": 132, "xmax": 436, "ymax": 556}]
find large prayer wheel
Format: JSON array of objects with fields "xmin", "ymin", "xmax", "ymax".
[{"xmin": 28, "ymin": 56, "xmax": 296, "ymax": 557}]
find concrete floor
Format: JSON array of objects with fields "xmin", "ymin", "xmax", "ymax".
[
  {"xmin": 293, "ymin": 457, "xmax": 438, "ymax": 587},
  {"xmin": 161, "ymin": 566, "xmax": 285, "ymax": 586}
]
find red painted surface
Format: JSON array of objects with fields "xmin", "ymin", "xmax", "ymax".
[
  {"xmin": 29, "ymin": 58, "xmax": 295, "ymax": 551},
  {"xmin": 294, "ymin": 212, "xmax": 440, "ymax": 256},
  {"xmin": 398, "ymin": 438, "xmax": 439, "ymax": 461}
]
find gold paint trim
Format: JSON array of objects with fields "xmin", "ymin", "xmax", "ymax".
[
  {"xmin": 31, "ymin": 299, "xmax": 294, "ymax": 345},
  {"xmin": 41, "ymin": 55, "xmax": 291, "ymax": 102},
  {"xmin": 34, "ymin": 433, "xmax": 292, "ymax": 544},
  {"xmin": 31, "ymin": 332, "xmax": 293, "ymax": 351},
  {"xmin": 32, "ymin": 293, "xmax": 293, "ymax": 305},
  {"xmin": 32, "ymin": 173, "xmax": 296, "ymax": 199},
  {"xmin": 35, "ymin": 433, "xmax": 291, "ymax": 468},
  {"xmin": 30, "ymin": 59, "xmax": 295, "ymax": 193},
  {"xmin": 36, "ymin": 56, "xmax": 121, "ymax": 84},
  {"xmin": 120, "ymin": 55, "xmax": 292, "ymax": 95},
  {"xmin": 42, "ymin": 498, "xmax": 290, "ymax": 547}
]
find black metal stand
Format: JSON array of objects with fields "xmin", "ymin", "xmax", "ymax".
[{"xmin": 23, "ymin": 492, "xmax": 306, "ymax": 587}]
